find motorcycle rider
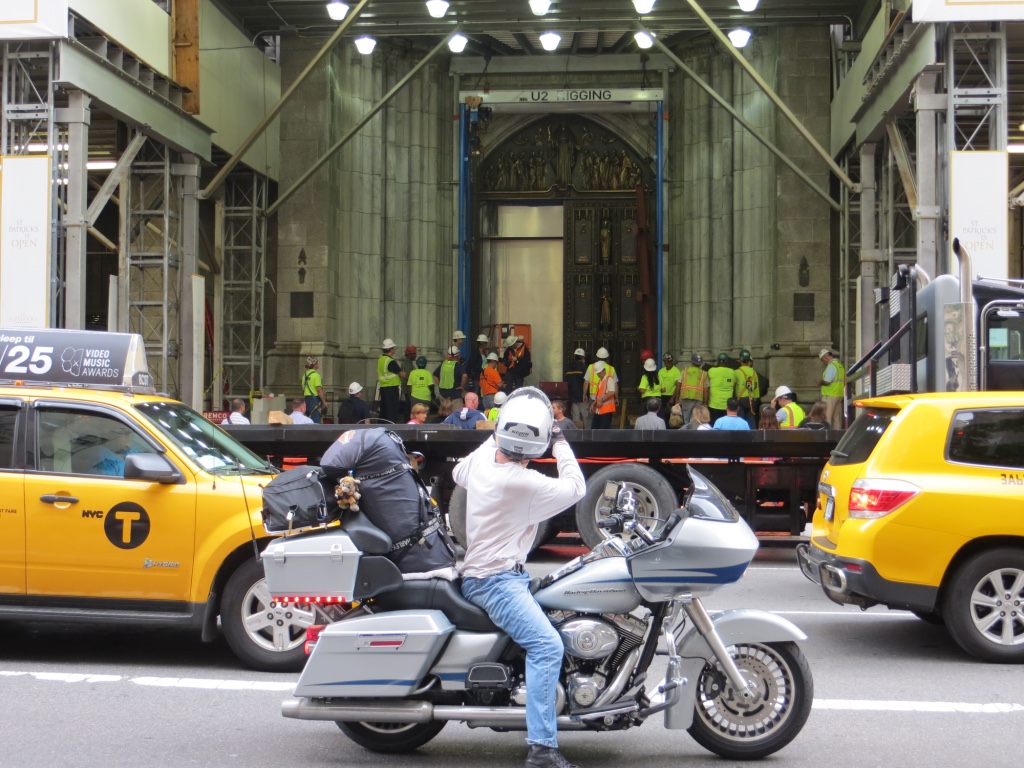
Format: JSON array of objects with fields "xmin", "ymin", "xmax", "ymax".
[{"xmin": 454, "ymin": 387, "xmax": 587, "ymax": 768}]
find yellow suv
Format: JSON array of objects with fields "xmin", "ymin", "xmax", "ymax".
[
  {"xmin": 797, "ymin": 392, "xmax": 1024, "ymax": 663},
  {"xmin": 0, "ymin": 328, "xmax": 306, "ymax": 671}
]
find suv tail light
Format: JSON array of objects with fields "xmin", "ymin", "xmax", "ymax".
[
  {"xmin": 848, "ymin": 479, "xmax": 920, "ymax": 519},
  {"xmin": 305, "ymin": 624, "xmax": 326, "ymax": 655}
]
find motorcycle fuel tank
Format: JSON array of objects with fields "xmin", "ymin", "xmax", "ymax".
[{"xmin": 534, "ymin": 557, "xmax": 641, "ymax": 614}]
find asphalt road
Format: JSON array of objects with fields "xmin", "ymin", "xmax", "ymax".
[{"xmin": 1, "ymin": 540, "xmax": 1022, "ymax": 768}]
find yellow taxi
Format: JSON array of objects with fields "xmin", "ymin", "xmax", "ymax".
[
  {"xmin": 0, "ymin": 328, "xmax": 308, "ymax": 671},
  {"xmin": 797, "ymin": 391, "xmax": 1024, "ymax": 663}
]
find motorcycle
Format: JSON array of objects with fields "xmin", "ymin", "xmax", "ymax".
[{"xmin": 262, "ymin": 468, "xmax": 813, "ymax": 760}]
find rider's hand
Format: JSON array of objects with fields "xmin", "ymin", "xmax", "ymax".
[{"xmin": 551, "ymin": 426, "xmax": 566, "ymax": 444}]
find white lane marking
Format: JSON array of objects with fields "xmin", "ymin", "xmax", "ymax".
[
  {"xmin": 1, "ymin": 670, "xmax": 293, "ymax": 691},
  {"xmin": 815, "ymin": 700, "xmax": 1024, "ymax": 713}
]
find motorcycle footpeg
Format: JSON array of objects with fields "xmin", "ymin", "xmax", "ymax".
[{"xmin": 466, "ymin": 662, "xmax": 512, "ymax": 690}]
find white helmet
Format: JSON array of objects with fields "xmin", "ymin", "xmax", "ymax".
[
  {"xmin": 453, "ymin": 330, "xmax": 466, "ymax": 341},
  {"xmin": 477, "ymin": 334, "xmax": 489, "ymax": 343},
  {"xmin": 495, "ymin": 386, "xmax": 553, "ymax": 460},
  {"xmin": 596, "ymin": 347, "xmax": 609, "ymax": 359},
  {"xmin": 493, "ymin": 391, "xmax": 508, "ymax": 405},
  {"xmin": 486, "ymin": 352, "xmax": 499, "ymax": 361},
  {"xmin": 382, "ymin": 338, "xmax": 396, "ymax": 349}
]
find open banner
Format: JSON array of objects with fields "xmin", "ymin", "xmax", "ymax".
[
  {"xmin": 949, "ymin": 151, "xmax": 1009, "ymax": 281},
  {"xmin": 0, "ymin": 156, "xmax": 52, "ymax": 328},
  {"xmin": 0, "ymin": 0, "xmax": 69, "ymax": 40}
]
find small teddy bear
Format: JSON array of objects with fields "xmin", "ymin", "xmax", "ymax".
[{"xmin": 334, "ymin": 475, "xmax": 361, "ymax": 512}]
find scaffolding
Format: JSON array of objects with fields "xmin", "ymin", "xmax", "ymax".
[{"xmin": 221, "ymin": 172, "xmax": 267, "ymax": 401}]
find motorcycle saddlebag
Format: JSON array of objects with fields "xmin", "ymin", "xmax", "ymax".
[
  {"xmin": 261, "ymin": 529, "xmax": 361, "ymax": 601},
  {"xmin": 261, "ymin": 465, "xmax": 339, "ymax": 534},
  {"xmin": 295, "ymin": 610, "xmax": 454, "ymax": 698}
]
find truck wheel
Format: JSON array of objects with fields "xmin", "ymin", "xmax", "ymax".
[
  {"xmin": 575, "ymin": 463, "xmax": 679, "ymax": 550},
  {"xmin": 448, "ymin": 484, "xmax": 554, "ymax": 553},
  {"xmin": 221, "ymin": 557, "xmax": 314, "ymax": 672},
  {"xmin": 943, "ymin": 548, "xmax": 1024, "ymax": 663}
]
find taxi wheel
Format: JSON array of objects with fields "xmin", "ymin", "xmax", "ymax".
[
  {"xmin": 221, "ymin": 557, "xmax": 314, "ymax": 672},
  {"xmin": 943, "ymin": 548, "xmax": 1024, "ymax": 663}
]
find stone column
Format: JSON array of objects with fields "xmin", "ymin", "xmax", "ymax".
[{"xmin": 62, "ymin": 90, "xmax": 90, "ymax": 330}]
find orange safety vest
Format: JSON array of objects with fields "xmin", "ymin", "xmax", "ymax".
[{"xmin": 595, "ymin": 376, "xmax": 616, "ymax": 415}]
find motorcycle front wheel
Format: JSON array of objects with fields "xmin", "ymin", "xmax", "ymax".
[
  {"xmin": 336, "ymin": 720, "xmax": 447, "ymax": 753},
  {"xmin": 688, "ymin": 641, "xmax": 813, "ymax": 760}
]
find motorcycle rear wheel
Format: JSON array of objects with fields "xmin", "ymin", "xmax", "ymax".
[
  {"xmin": 688, "ymin": 641, "xmax": 812, "ymax": 760},
  {"xmin": 336, "ymin": 720, "xmax": 446, "ymax": 753}
]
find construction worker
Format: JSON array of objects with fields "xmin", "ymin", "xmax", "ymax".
[
  {"xmin": 590, "ymin": 361, "xmax": 618, "ymax": 429},
  {"xmin": 564, "ymin": 348, "xmax": 588, "ymax": 428},
  {"xmin": 479, "ymin": 351, "xmax": 504, "ymax": 410},
  {"xmin": 485, "ymin": 390, "xmax": 507, "ymax": 421},
  {"xmin": 407, "ymin": 355, "xmax": 435, "ymax": 410},
  {"xmin": 377, "ymin": 339, "xmax": 406, "ymax": 423},
  {"xmin": 677, "ymin": 353, "xmax": 708, "ymax": 424},
  {"xmin": 707, "ymin": 353, "xmax": 736, "ymax": 424},
  {"xmin": 434, "ymin": 345, "xmax": 467, "ymax": 400},
  {"xmin": 466, "ymin": 334, "xmax": 490, "ymax": 396},
  {"xmin": 301, "ymin": 355, "xmax": 328, "ymax": 424},
  {"xmin": 639, "ymin": 358, "xmax": 660, "ymax": 399},
  {"xmin": 657, "ymin": 352, "xmax": 682, "ymax": 413},
  {"xmin": 817, "ymin": 348, "xmax": 846, "ymax": 429},
  {"xmin": 584, "ymin": 347, "xmax": 617, "ymax": 427},
  {"xmin": 734, "ymin": 349, "xmax": 760, "ymax": 429},
  {"xmin": 772, "ymin": 385, "xmax": 806, "ymax": 428}
]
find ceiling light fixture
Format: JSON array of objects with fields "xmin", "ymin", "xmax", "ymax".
[
  {"xmin": 738, "ymin": 0, "xmax": 759, "ymax": 11},
  {"xmin": 529, "ymin": 0, "xmax": 552, "ymax": 15},
  {"xmin": 426, "ymin": 0, "xmax": 449, "ymax": 18},
  {"xmin": 354, "ymin": 35, "xmax": 377, "ymax": 54},
  {"xmin": 727, "ymin": 28, "xmax": 751, "ymax": 48},
  {"xmin": 632, "ymin": 0, "xmax": 656, "ymax": 14},
  {"xmin": 539, "ymin": 31, "xmax": 561, "ymax": 51},
  {"xmin": 634, "ymin": 30, "xmax": 654, "ymax": 49},
  {"xmin": 448, "ymin": 33, "xmax": 468, "ymax": 53},
  {"xmin": 326, "ymin": 1, "xmax": 349, "ymax": 21}
]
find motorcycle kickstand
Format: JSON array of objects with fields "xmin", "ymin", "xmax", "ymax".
[{"xmin": 683, "ymin": 598, "xmax": 762, "ymax": 704}]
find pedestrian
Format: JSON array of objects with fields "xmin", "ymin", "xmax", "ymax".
[
  {"xmin": 677, "ymin": 354, "xmax": 708, "ymax": 424},
  {"xmin": 772, "ymin": 385, "xmax": 805, "ymax": 428},
  {"xmin": 713, "ymin": 398, "xmax": 751, "ymax": 430},
  {"xmin": 486, "ymin": 390, "xmax": 508, "ymax": 421},
  {"xmin": 289, "ymin": 397, "xmax": 314, "ymax": 424},
  {"xmin": 407, "ymin": 355, "xmax": 435, "ymax": 410},
  {"xmin": 480, "ymin": 352, "xmax": 504, "ymax": 410},
  {"xmin": 583, "ymin": 347, "xmax": 617, "ymax": 427},
  {"xmin": 589, "ymin": 360, "xmax": 617, "ymax": 429},
  {"xmin": 657, "ymin": 353, "xmax": 681, "ymax": 415},
  {"xmin": 668, "ymin": 403, "xmax": 684, "ymax": 429},
  {"xmin": 301, "ymin": 356, "xmax": 328, "ymax": 423},
  {"xmin": 551, "ymin": 398, "xmax": 576, "ymax": 430},
  {"xmin": 454, "ymin": 387, "xmax": 586, "ymax": 768},
  {"xmin": 431, "ymin": 397, "xmax": 457, "ymax": 424},
  {"xmin": 734, "ymin": 349, "xmax": 760, "ymax": 428},
  {"xmin": 634, "ymin": 397, "xmax": 666, "ymax": 430},
  {"xmin": 504, "ymin": 334, "xmax": 532, "ymax": 391},
  {"xmin": 801, "ymin": 401, "xmax": 830, "ymax": 430},
  {"xmin": 435, "ymin": 345, "xmax": 468, "ymax": 401},
  {"xmin": 683, "ymin": 403, "xmax": 712, "ymax": 430},
  {"xmin": 407, "ymin": 403, "xmax": 429, "ymax": 424},
  {"xmin": 338, "ymin": 382, "xmax": 371, "ymax": 425},
  {"xmin": 758, "ymin": 404, "xmax": 780, "ymax": 430},
  {"xmin": 466, "ymin": 334, "xmax": 490, "ymax": 396},
  {"xmin": 451, "ymin": 329, "xmax": 467, "ymax": 352},
  {"xmin": 444, "ymin": 391, "xmax": 488, "ymax": 430},
  {"xmin": 400, "ymin": 345, "xmax": 418, "ymax": 422},
  {"xmin": 222, "ymin": 398, "xmax": 249, "ymax": 425},
  {"xmin": 564, "ymin": 348, "xmax": 587, "ymax": 428},
  {"xmin": 817, "ymin": 349, "xmax": 846, "ymax": 429},
  {"xmin": 707, "ymin": 353, "xmax": 736, "ymax": 424},
  {"xmin": 377, "ymin": 338, "xmax": 406, "ymax": 423}
]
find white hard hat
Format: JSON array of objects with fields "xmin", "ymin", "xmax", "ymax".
[
  {"xmin": 505, "ymin": 334, "xmax": 520, "ymax": 347},
  {"xmin": 596, "ymin": 347, "xmax": 609, "ymax": 359},
  {"xmin": 448, "ymin": 345, "xmax": 461, "ymax": 356},
  {"xmin": 643, "ymin": 358, "xmax": 657, "ymax": 372},
  {"xmin": 573, "ymin": 347, "xmax": 585, "ymax": 357},
  {"xmin": 453, "ymin": 330, "xmax": 466, "ymax": 340},
  {"xmin": 381, "ymin": 338, "xmax": 395, "ymax": 349},
  {"xmin": 493, "ymin": 391, "xmax": 508, "ymax": 405},
  {"xmin": 775, "ymin": 385, "xmax": 794, "ymax": 398},
  {"xmin": 495, "ymin": 387, "xmax": 552, "ymax": 460},
  {"xmin": 819, "ymin": 348, "xmax": 833, "ymax": 359},
  {"xmin": 349, "ymin": 382, "xmax": 363, "ymax": 395},
  {"xmin": 486, "ymin": 352, "xmax": 499, "ymax": 361},
  {"xmin": 594, "ymin": 360, "xmax": 606, "ymax": 373},
  {"xmin": 477, "ymin": 334, "xmax": 489, "ymax": 343}
]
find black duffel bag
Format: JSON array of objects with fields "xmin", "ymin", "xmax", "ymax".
[{"xmin": 261, "ymin": 465, "xmax": 339, "ymax": 534}]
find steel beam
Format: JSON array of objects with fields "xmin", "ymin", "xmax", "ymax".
[
  {"xmin": 198, "ymin": 0, "xmax": 373, "ymax": 201},
  {"xmin": 63, "ymin": 90, "xmax": 91, "ymax": 330},
  {"xmin": 645, "ymin": 29, "xmax": 841, "ymax": 213},
  {"xmin": 683, "ymin": 0, "xmax": 859, "ymax": 194},
  {"xmin": 859, "ymin": 143, "xmax": 880, "ymax": 360},
  {"xmin": 86, "ymin": 131, "xmax": 147, "ymax": 227},
  {"xmin": 176, "ymin": 154, "xmax": 201, "ymax": 408},
  {"xmin": 264, "ymin": 32, "xmax": 456, "ymax": 219}
]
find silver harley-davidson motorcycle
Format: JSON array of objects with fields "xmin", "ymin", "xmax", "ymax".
[{"xmin": 261, "ymin": 468, "xmax": 813, "ymax": 760}]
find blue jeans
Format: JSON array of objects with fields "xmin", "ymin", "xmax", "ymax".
[{"xmin": 461, "ymin": 570, "xmax": 562, "ymax": 748}]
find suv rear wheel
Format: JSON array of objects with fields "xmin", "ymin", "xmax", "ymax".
[{"xmin": 943, "ymin": 548, "xmax": 1024, "ymax": 663}]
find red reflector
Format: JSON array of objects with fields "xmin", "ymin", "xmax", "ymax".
[
  {"xmin": 271, "ymin": 596, "xmax": 346, "ymax": 604},
  {"xmin": 369, "ymin": 640, "xmax": 404, "ymax": 647},
  {"xmin": 304, "ymin": 624, "xmax": 326, "ymax": 655},
  {"xmin": 845, "ymin": 564, "xmax": 863, "ymax": 573}
]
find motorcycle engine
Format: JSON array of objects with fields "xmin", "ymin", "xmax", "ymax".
[
  {"xmin": 553, "ymin": 613, "xmax": 650, "ymax": 710},
  {"xmin": 558, "ymin": 618, "xmax": 619, "ymax": 659}
]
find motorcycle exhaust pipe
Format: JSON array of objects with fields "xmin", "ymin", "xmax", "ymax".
[{"xmin": 282, "ymin": 698, "xmax": 588, "ymax": 729}]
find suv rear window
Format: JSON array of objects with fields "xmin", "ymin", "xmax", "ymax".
[
  {"xmin": 947, "ymin": 408, "xmax": 1024, "ymax": 470},
  {"xmin": 828, "ymin": 407, "xmax": 899, "ymax": 466}
]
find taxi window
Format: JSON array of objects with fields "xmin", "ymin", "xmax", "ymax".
[
  {"xmin": 36, "ymin": 408, "xmax": 157, "ymax": 477},
  {"xmin": 947, "ymin": 408, "xmax": 1024, "ymax": 470},
  {"xmin": 828, "ymin": 407, "xmax": 898, "ymax": 466},
  {"xmin": 0, "ymin": 407, "xmax": 18, "ymax": 469}
]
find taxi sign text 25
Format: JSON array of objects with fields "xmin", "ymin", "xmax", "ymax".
[{"xmin": 0, "ymin": 335, "xmax": 53, "ymax": 374}]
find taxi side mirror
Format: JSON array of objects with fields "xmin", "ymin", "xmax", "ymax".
[{"xmin": 124, "ymin": 453, "xmax": 183, "ymax": 484}]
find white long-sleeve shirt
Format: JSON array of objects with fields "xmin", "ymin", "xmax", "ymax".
[{"xmin": 453, "ymin": 436, "xmax": 586, "ymax": 579}]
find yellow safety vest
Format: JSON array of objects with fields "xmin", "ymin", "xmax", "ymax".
[
  {"xmin": 781, "ymin": 402, "xmax": 806, "ymax": 428},
  {"xmin": 678, "ymin": 366, "xmax": 706, "ymax": 400},
  {"xmin": 378, "ymin": 355, "xmax": 400, "ymax": 388},
  {"xmin": 587, "ymin": 363, "xmax": 616, "ymax": 396},
  {"xmin": 822, "ymin": 360, "xmax": 846, "ymax": 398},
  {"xmin": 707, "ymin": 366, "xmax": 735, "ymax": 410},
  {"xmin": 736, "ymin": 365, "xmax": 759, "ymax": 398},
  {"xmin": 639, "ymin": 374, "xmax": 659, "ymax": 398},
  {"xmin": 438, "ymin": 360, "xmax": 458, "ymax": 390}
]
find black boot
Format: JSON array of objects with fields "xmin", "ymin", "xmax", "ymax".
[{"xmin": 524, "ymin": 745, "xmax": 579, "ymax": 768}]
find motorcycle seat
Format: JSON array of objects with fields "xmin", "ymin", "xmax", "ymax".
[{"xmin": 372, "ymin": 578, "xmax": 498, "ymax": 632}]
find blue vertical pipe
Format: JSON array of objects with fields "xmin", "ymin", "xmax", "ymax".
[
  {"xmin": 656, "ymin": 100, "xmax": 665, "ymax": 358},
  {"xmin": 457, "ymin": 104, "xmax": 470, "ymax": 353}
]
